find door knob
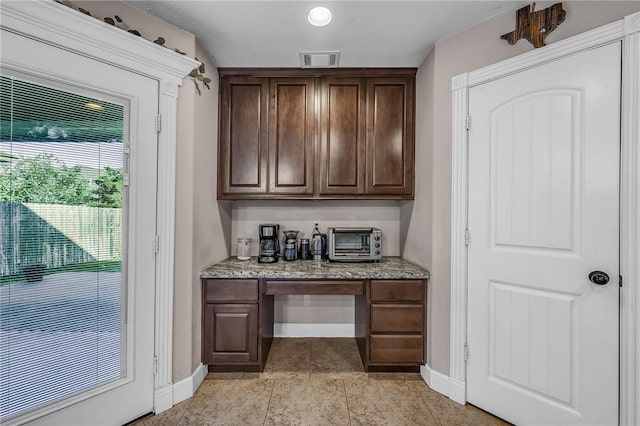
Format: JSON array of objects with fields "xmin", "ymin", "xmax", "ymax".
[{"xmin": 588, "ymin": 271, "xmax": 610, "ymax": 285}]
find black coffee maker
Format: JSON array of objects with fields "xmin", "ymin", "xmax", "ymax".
[{"xmin": 258, "ymin": 224, "xmax": 280, "ymax": 263}]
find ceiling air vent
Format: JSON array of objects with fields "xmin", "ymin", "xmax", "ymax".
[{"xmin": 299, "ymin": 51, "xmax": 340, "ymax": 68}]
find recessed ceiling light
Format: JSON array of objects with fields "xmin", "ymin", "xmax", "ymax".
[{"xmin": 307, "ymin": 6, "xmax": 333, "ymax": 27}]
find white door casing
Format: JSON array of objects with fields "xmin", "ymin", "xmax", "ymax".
[
  {"xmin": 450, "ymin": 11, "xmax": 640, "ymax": 426},
  {"xmin": 0, "ymin": 1, "xmax": 198, "ymax": 422},
  {"xmin": 467, "ymin": 42, "xmax": 620, "ymax": 425}
]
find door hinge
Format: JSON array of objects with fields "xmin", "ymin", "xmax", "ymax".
[
  {"xmin": 620, "ymin": 275, "xmax": 623, "ymax": 287},
  {"xmin": 122, "ymin": 172, "xmax": 130, "ymax": 187},
  {"xmin": 464, "ymin": 343, "xmax": 469, "ymax": 362},
  {"xmin": 465, "ymin": 229, "xmax": 470, "ymax": 246},
  {"xmin": 153, "ymin": 355, "xmax": 158, "ymax": 376},
  {"xmin": 465, "ymin": 114, "xmax": 471, "ymax": 131},
  {"xmin": 154, "ymin": 235, "xmax": 160, "ymax": 254},
  {"xmin": 156, "ymin": 114, "xmax": 162, "ymax": 133}
]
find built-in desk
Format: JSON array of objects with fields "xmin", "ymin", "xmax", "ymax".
[{"xmin": 200, "ymin": 257, "xmax": 430, "ymax": 372}]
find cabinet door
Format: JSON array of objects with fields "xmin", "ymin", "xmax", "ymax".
[
  {"xmin": 219, "ymin": 77, "xmax": 268, "ymax": 196},
  {"xmin": 268, "ymin": 78, "xmax": 315, "ymax": 195},
  {"xmin": 203, "ymin": 303, "xmax": 258, "ymax": 363},
  {"xmin": 366, "ymin": 77, "xmax": 414, "ymax": 197},
  {"xmin": 319, "ymin": 77, "xmax": 366, "ymax": 195}
]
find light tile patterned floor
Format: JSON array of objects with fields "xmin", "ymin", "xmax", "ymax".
[{"xmin": 131, "ymin": 338, "xmax": 509, "ymax": 426}]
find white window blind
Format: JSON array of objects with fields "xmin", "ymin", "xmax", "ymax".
[{"xmin": 0, "ymin": 75, "xmax": 126, "ymax": 421}]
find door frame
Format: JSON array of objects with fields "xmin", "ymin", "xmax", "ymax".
[
  {"xmin": 0, "ymin": 0, "xmax": 198, "ymax": 418},
  {"xmin": 450, "ymin": 11, "xmax": 640, "ymax": 425}
]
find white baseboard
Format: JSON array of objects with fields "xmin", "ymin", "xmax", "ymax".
[
  {"xmin": 420, "ymin": 364, "xmax": 466, "ymax": 405},
  {"xmin": 154, "ymin": 385, "xmax": 173, "ymax": 414},
  {"xmin": 173, "ymin": 363, "xmax": 207, "ymax": 405},
  {"xmin": 274, "ymin": 323, "xmax": 355, "ymax": 337},
  {"xmin": 448, "ymin": 377, "xmax": 466, "ymax": 404},
  {"xmin": 154, "ymin": 363, "xmax": 207, "ymax": 414}
]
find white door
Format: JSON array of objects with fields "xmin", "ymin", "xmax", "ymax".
[
  {"xmin": 467, "ymin": 42, "xmax": 621, "ymax": 425},
  {"xmin": 1, "ymin": 28, "xmax": 157, "ymax": 425}
]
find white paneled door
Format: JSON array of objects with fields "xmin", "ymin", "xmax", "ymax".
[{"xmin": 467, "ymin": 42, "xmax": 621, "ymax": 425}]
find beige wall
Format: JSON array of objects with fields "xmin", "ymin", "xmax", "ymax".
[
  {"xmin": 70, "ymin": 1, "xmax": 229, "ymax": 383},
  {"xmin": 231, "ymin": 201, "xmax": 399, "ymax": 324},
  {"xmin": 401, "ymin": 48, "xmax": 436, "ymax": 363},
  {"xmin": 191, "ymin": 42, "xmax": 230, "ymax": 372},
  {"xmin": 410, "ymin": 1, "xmax": 640, "ymax": 374},
  {"xmin": 231, "ymin": 201, "xmax": 400, "ymax": 257},
  {"xmin": 70, "ymin": 1, "xmax": 194, "ymax": 51}
]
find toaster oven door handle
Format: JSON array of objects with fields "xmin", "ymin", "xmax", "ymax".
[{"xmin": 330, "ymin": 228, "xmax": 374, "ymax": 233}]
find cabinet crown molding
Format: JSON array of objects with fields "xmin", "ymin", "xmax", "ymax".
[{"xmin": 218, "ymin": 68, "xmax": 417, "ymax": 78}]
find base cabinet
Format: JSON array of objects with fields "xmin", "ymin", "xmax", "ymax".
[
  {"xmin": 203, "ymin": 303, "xmax": 258, "ymax": 363},
  {"xmin": 202, "ymin": 277, "xmax": 427, "ymax": 372},
  {"xmin": 366, "ymin": 280, "xmax": 426, "ymax": 368},
  {"xmin": 202, "ymin": 279, "xmax": 273, "ymax": 371}
]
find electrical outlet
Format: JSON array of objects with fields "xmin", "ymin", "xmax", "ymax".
[{"xmin": 304, "ymin": 295, "xmax": 311, "ymax": 306}]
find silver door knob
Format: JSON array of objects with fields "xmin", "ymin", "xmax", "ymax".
[{"xmin": 588, "ymin": 271, "xmax": 610, "ymax": 285}]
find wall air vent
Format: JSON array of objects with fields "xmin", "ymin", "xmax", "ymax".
[{"xmin": 299, "ymin": 51, "xmax": 340, "ymax": 68}]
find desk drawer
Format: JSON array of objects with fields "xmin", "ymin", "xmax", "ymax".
[
  {"xmin": 265, "ymin": 280, "xmax": 364, "ymax": 295},
  {"xmin": 370, "ymin": 280, "xmax": 424, "ymax": 302},
  {"xmin": 370, "ymin": 304, "xmax": 423, "ymax": 333},
  {"xmin": 370, "ymin": 335, "xmax": 423, "ymax": 364},
  {"xmin": 204, "ymin": 279, "xmax": 259, "ymax": 302}
]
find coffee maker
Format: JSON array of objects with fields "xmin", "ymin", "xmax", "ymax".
[
  {"xmin": 282, "ymin": 230, "xmax": 299, "ymax": 261},
  {"xmin": 258, "ymin": 224, "xmax": 280, "ymax": 263}
]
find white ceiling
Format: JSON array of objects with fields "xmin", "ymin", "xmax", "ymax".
[{"xmin": 127, "ymin": 1, "xmax": 521, "ymax": 68}]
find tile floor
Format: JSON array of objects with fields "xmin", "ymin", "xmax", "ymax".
[{"xmin": 132, "ymin": 338, "xmax": 509, "ymax": 426}]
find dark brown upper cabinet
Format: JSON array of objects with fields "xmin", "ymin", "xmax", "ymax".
[
  {"xmin": 217, "ymin": 69, "xmax": 416, "ymax": 200},
  {"xmin": 268, "ymin": 78, "xmax": 315, "ymax": 195},
  {"xmin": 218, "ymin": 77, "xmax": 268, "ymax": 195},
  {"xmin": 366, "ymin": 77, "xmax": 414, "ymax": 196},
  {"xmin": 319, "ymin": 77, "xmax": 366, "ymax": 195}
]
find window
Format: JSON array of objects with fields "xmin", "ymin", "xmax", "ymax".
[{"xmin": 0, "ymin": 75, "xmax": 127, "ymax": 421}]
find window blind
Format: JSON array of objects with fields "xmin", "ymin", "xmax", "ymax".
[{"xmin": 0, "ymin": 75, "xmax": 126, "ymax": 421}]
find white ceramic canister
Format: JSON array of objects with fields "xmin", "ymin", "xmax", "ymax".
[{"xmin": 237, "ymin": 237, "xmax": 252, "ymax": 260}]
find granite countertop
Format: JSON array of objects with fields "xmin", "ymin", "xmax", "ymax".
[{"xmin": 200, "ymin": 256, "xmax": 430, "ymax": 280}]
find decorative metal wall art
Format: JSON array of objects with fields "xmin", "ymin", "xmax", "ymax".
[{"xmin": 501, "ymin": 2, "xmax": 566, "ymax": 48}]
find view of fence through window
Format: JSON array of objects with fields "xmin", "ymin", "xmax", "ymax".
[{"xmin": 0, "ymin": 75, "xmax": 126, "ymax": 421}]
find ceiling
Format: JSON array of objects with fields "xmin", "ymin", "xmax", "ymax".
[{"xmin": 126, "ymin": 1, "xmax": 521, "ymax": 68}]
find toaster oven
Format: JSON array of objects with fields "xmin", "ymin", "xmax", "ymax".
[{"xmin": 327, "ymin": 227, "xmax": 382, "ymax": 262}]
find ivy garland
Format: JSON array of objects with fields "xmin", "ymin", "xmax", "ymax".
[{"xmin": 59, "ymin": 2, "xmax": 212, "ymax": 95}]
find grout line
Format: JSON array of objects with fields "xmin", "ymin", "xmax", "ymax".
[
  {"xmin": 413, "ymin": 381, "xmax": 441, "ymax": 426},
  {"xmin": 262, "ymin": 379, "xmax": 276, "ymax": 426},
  {"xmin": 343, "ymin": 379, "xmax": 353, "ymax": 426},
  {"xmin": 173, "ymin": 397, "xmax": 195, "ymax": 426},
  {"xmin": 308, "ymin": 337, "xmax": 313, "ymax": 378}
]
